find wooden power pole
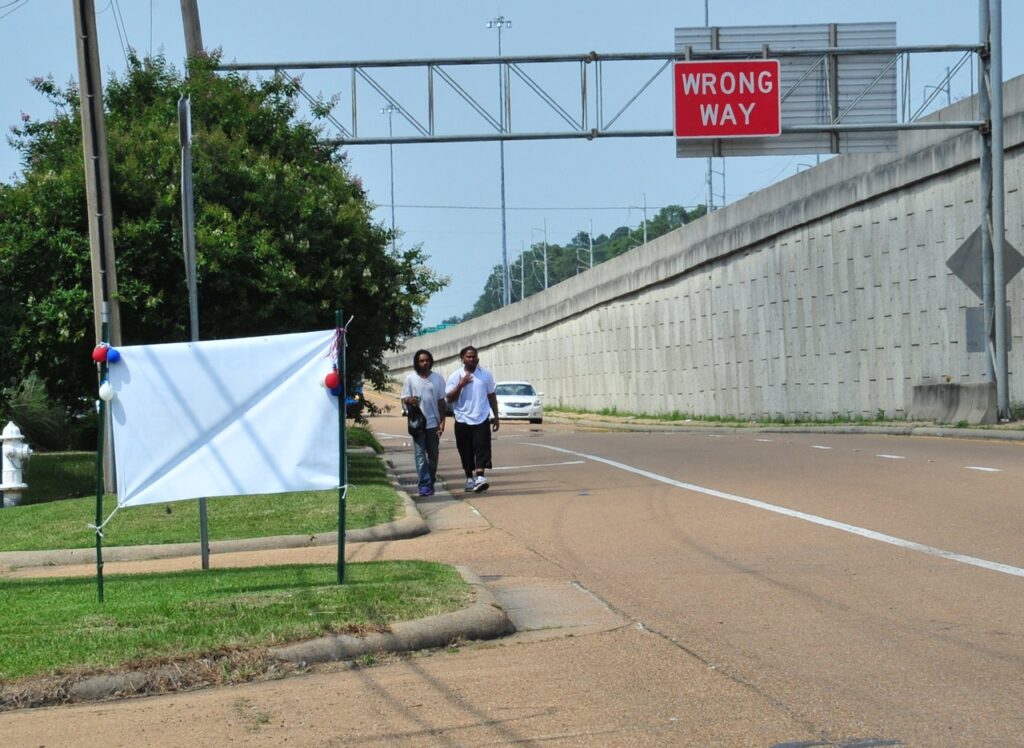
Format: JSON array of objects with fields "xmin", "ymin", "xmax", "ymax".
[
  {"xmin": 180, "ymin": 0, "xmax": 204, "ymax": 58},
  {"xmin": 73, "ymin": 0, "xmax": 121, "ymax": 347},
  {"xmin": 73, "ymin": 0, "xmax": 120, "ymax": 494}
]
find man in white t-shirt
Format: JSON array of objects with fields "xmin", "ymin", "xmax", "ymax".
[
  {"xmin": 401, "ymin": 349, "xmax": 447, "ymax": 496},
  {"xmin": 445, "ymin": 345, "xmax": 499, "ymax": 493}
]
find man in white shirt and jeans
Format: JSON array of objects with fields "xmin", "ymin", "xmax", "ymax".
[
  {"xmin": 445, "ymin": 345, "xmax": 500, "ymax": 493},
  {"xmin": 401, "ymin": 349, "xmax": 447, "ymax": 496}
]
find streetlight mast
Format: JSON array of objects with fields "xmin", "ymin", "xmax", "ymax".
[
  {"xmin": 381, "ymin": 104, "xmax": 397, "ymax": 252},
  {"xmin": 487, "ymin": 15, "xmax": 512, "ymax": 307}
]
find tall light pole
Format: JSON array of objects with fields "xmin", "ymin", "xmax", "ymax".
[
  {"xmin": 532, "ymin": 221, "xmax": 549, "ymax": 289},
  {"xmin": 381, "ymin": 104, "xmax": 397, "ymax": 252},
  {"xmin": 642, "ymin": 193, "xmax": 648, "ymax": 244},
  {"xmin": 487, "ymin": 15, "xmax": 511, "ymax": 306},
  {"xmin": 588, "ymin": 219, "xmax": 594, "ymax": 269}
]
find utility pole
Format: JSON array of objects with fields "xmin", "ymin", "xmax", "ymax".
[
  {"xmin": 74, "ymin": 0, "xmax": 121, "ymax": 348},
  {"xmin": 520, "ymin": 241, "xmax": 525, "ymax": 301},
  {"xmin": 74, "ymin": 0, "xmax": 120, "ymax": 494},
  {"xmin": 178, "ymin": 0, "xmax": 209, "ymax": 565},
  {"xmin": 532, "ymin": 224, "xmax": 548, "ymax": 289},
  {"xmin": 180, "ymin": 0, "xmax": 204, "ymax": 58},
  {"xmin": 542, "ymin": 218, "xmax": 548, "ymax": 289},
  {"xmin": 588, "ymin": 219, "xmax": 594, "ymax": 269},
  {"xmin": 642, "ymin": 193, "xmax": 648, "ymax": 244}
]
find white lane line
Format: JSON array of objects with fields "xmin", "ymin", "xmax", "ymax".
[
  {"xmin": 966, "ymin": 466, "xmax": 1002, "ymax": 473},
  {"xmin": 755, "ymin": 438, "xmax": 773, "ymax": 442},
  {"xmin": 811, "ymin": 445, "xmax": 832, "ymax": 450},
  {"xmin": 525, "ymin": 443, "xmax": 1024, "ymax": 579},
  {"xmin": 876, "ymin": 454, "xmax": 905, "ymax": 460},
  {"xmin": 489, "ymin": 460, "xmax": 585, "ymax": 471}
]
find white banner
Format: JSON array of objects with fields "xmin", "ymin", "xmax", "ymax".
[{"xmin": 107, "ymin": 329, "xmax": 340, "ymax": 507}]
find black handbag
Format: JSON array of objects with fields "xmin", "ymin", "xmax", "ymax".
[{"xmin": 406, "ymin": 403, "xmax": 426, "ymax": 436}]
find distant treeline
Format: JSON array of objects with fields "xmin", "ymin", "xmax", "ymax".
[{"xmin": 442, "ymin": 204, "xmax": 707, "ymax": 325}]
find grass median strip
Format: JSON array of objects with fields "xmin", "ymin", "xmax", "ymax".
[
  {"xmin": 0, "ymin": 452, "xmax": 397, "ymax": 552},
  {"xmin": 0, "ymin": 561, "xmax": 471, "ymax": 681}
]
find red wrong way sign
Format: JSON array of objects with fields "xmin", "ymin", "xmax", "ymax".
[{"xmin": 674, "ymin": 60, "xmax": 781, "ymax": 138}]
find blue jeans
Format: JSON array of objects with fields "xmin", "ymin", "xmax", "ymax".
[{"xmin": 412, "ymin": 427, "xmax": 440, "ymax": 489}]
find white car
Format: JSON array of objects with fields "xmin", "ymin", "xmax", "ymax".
[{"xmin": 495, "ymin": 381, "xmax": 544, "ymax": 424}]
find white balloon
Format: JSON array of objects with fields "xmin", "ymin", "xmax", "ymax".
[{"xmin": 98, "ymin": 381, "xmax": 114, "ymax": 401}]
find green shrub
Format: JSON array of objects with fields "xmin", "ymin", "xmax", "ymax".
[
  {"xmin": 2, "ymin": 373, "xmax": 76, "ymax": 451},
  {"xmin": 19, "ymin": 451, "xmax": 96, "ymax": 505}
]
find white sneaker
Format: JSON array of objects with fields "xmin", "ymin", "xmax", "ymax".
[
  {"xmin": 472, "ymin": 475, "xmax": 489, "ymax": 493},
  {"xmin": 464, "ymin": 478, "xmax": 476, "ymax": 492}
]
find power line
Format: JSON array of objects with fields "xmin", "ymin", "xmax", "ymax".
[
  {"xmin": 106, "ymin": 0, "xmax": 131, "ymax": 66},
  {"xmin": 0, "ymin": 0, "xmax": 31, "ymax": 20}
]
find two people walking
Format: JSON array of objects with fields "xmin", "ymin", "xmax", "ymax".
[{"xmin": 401, "ymin": 345, "xmax": 499, "ymax": 496}]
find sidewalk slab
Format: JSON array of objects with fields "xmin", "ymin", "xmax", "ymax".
[{"xmin": 483, "ymin": 576, "xmax": 629, "ymax": 643}]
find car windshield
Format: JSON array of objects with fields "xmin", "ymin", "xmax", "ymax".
[{"xmin": 496, "ymin": 383, "xmax": 535, "ymax": 397}]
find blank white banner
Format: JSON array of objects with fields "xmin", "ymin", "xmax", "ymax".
[{"xmin": 107, "ymin": 329, "xmax": 340, "ymax": 507}]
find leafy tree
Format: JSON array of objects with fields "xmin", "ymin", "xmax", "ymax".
[
  {"xmin": 461, "ymin": 204, "xmax": 704, "ymax": 320},
  {"xmin": 0, "ymin": 53, "xmax": 445, "ymax": 416}
]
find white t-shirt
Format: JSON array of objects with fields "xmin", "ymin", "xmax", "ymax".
[
  {"xmin": 446, "ymin": 365, "xmax": 496, "ymax": 425},
  {"xmin": 401, "ymin": 371, "xmax": 447, "ymax": 429}
]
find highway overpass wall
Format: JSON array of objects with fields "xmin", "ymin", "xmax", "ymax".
[{"xmin": 385, "ymin": 76, "xmax": 1024, "ymax": 421}]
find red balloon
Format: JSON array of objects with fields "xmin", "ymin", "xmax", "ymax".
[
  {"xmin": 324, "ymin": 371, "xmax": 340, "ymax": 390},
  {"xmin": 91, "ymin": 345, "xmax": 108, "ymax": 362}
]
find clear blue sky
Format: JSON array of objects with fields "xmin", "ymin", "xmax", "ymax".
[{"xmin": 2, "ymin": 1, "xmax": 1021, "ymax": 326}]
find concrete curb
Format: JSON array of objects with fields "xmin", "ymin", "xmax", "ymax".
[
  {"xmin": 269, "ymin": 566, "xmax": 515, "ymax": 665},
  {"xmin": 0, "ymin": 487, "xmax": 428, "ymax": 570},
  {"xmin": 50, "ymin": 568, "xmax": 512, "ymax": 706},
  {"xmin": 547, "ymin": 415, "xmax": 1024, "ymax": 441}
]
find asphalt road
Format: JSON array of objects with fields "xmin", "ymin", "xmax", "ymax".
[
  {"xmin": 464, "ymin": 423, "xmax": 1024, "ymax": 746},
  {"xmin": 3, "ymin": 416, "xmax": 1021, "ymax": 746}
]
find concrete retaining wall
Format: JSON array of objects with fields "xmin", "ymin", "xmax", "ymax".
[{"xmin": 386, "ymin": 76, "xmax": 1024, "ymax": 420}]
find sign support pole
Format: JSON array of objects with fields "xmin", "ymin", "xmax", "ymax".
[
  {"xmin": 94, "ymin": 315, "xmax": 109, "ymax": 603},
  {"xmin": 989, "ymin": 0, "xmax": 1009, "ymax": 420},
  {"xmin": 336, "ymin": 310, "xmax": 348, "ymax": 585}
]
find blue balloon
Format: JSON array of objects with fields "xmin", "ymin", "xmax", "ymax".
[{"xmin": 106, "ymin": 347, "xmax": 121, "ymax": 363}]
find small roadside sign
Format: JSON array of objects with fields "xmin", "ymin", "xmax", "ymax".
[{"xmin": 674, "ymin": 60, "xmax": 782, "ymax": 138}]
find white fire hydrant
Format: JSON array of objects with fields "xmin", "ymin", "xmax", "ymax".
[{"xmin": 1, "ymin": 421, "xmax": 32, "ymax": 508}]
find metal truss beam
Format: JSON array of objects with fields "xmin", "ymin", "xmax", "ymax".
[{"xmin": 216, "ymin": 44, "xmax": 984, "ymax": 147}]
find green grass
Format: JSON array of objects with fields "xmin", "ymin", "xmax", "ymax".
[
  {"xmin": 345, "ymin": 425, "xmax": 384, "ymax": 452},
  {"xmin": 550, "ymin": 404, "xmax": 1024, "ymax": 429},
  {"xmin": 0, "ymin": 561, "xmax": 470, "ymax": 680},
  {"xmin": 18, "ymin": 426, "xmax": 383, "ymax": 506},
  {"xmin": 549, "ymin": 404, "xmax": 909, "ymax": 426},
  {"xmin": 0, "ymin": 451, "xmax": 398, "ymax": 552}
]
